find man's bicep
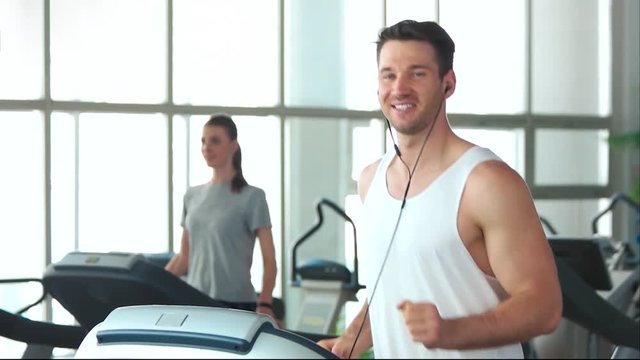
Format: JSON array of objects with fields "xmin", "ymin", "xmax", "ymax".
[{"xmin": 474, "ymin": 164, "xmax": 557, "ymax": 294}]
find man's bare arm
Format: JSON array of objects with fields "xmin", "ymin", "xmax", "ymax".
[{"xmin": 399, "ymin": 161, "xmax": 562, "ymax": 349}]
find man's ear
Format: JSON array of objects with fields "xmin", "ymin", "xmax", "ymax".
[{"xmin": 442, "ymin": 70, "xmax": 456, "ymax": 97}]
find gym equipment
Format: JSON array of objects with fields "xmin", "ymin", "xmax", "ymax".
[
  {"xmin": 548, "ymin": 236, "xmax": 613, "ymax": 291},
  {"xmin": 42, "ymin": 251, "xmax": 228, "ymax": 332},
  {"xmin": 42, "ymin": 251, "xmax": 284, "ymax": 332},
  {"xmin": 0, "ymin": 278, "xmax": 85, "ymax": 358},
  {"xmin": 74, "ymin": 304, "xmax": 337, "ymax": 359},
  {"xmin": 591, "ymin": 192, "xmax": 640, "ymax": 271},
  {"xmin": 536, "ymin": 196, "xmax": 640, "ymax": 358},
  {"xmin": 290, "ymin": 198, "xmax": 364, "ymax": 335},
  {"xmin": 554, "ymin": 255, "xmax": 639, "ymax": 351},
  {"xmin": 40, "ymin": 251, "xmax": 335, "ymax": 358}
]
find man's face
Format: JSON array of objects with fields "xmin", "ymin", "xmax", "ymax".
[{"xmin": 377, "ymin": 40, "xmax": 445, "ymax": 136}]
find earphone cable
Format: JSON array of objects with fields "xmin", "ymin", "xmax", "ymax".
[{"xmin": 346, "ymin": 98, "xmax": 443, "ymax": 358}]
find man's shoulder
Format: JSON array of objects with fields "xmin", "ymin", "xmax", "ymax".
[
  {"xmin": 357, "ymin": 157, "xmax": 384, "ymax": 201},
  {"xmin": 360, "ymin": 157, "xmax": 383, "ymax": 182},
  {"xmin": 469, "ymin": 156, "xmax": 519, "ymax": 181},
  {"xmin": 466, "ymin": 155, "xmax": 529, "ymax": 200}
]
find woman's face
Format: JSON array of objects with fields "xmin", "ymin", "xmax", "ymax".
[{"xmin": 201, "ymin": 125, "xmax": 237, "ymax": 168}]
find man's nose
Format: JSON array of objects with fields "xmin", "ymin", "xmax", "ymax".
[{"xmin": 392, "ymin": 73, "xmax": 411, "ymax": 95}]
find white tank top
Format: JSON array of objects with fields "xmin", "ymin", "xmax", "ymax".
[{"xmin": 361, "ymin": 146, "xmax": 524, "ymax": 358}]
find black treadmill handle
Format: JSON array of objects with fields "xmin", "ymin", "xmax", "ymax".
[
  {"xmin": 591, "ymin": 192, "xmax": 640, "ymax": 234},
  {"xmin": 0, "ymin": 278, "xmax": 47, "ymax": 315},
  {"xmin": 318, "ymin": 199, "xmax": 350, "ymax": 220},
  {"xmin": 0, "ymin": 309, "xmax": 87, "ymax": 349},
  {"xmin": 97, "ymin": 328, "xmax": 251, "ymax": 353},
  {"xmin": 291, "ymin": 198, "xmax": 359, "ymax": 286}
]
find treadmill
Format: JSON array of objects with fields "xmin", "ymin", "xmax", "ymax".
[
  {"xmin": 74, "ymin": 304, "xmax": 336, "ymax": 358},
  {"xmin": 42, "ymin": 251, "xmax": 336, "ymax": 358},
  {"xmin": 42, "ymin": 251, "xmax": 229, "ymax": 331}
]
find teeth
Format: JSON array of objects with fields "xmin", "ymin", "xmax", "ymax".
[{"xmin": 394, "ymin": 104, "xmax": 414, "ymax": 111}]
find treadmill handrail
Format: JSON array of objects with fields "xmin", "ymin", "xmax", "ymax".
[
  {"xmin": 0, "ymin": 308, "xmax": 86, "ymax": 349},
  {"xmin": 290, "ymin": 198, "xmax": 360, "ymax": 289},
  {"xmin": 0, "ymin": 278, "xmax": 87, "ymax": 350},
  {"xmin": 0, "ymin": 278, "xmax": 46, "ymax": 315},
  {"xmin": 97, "ymin": 328, "xmax": 255, "ymax": 354},
  {"xmin": 591, "ymin": 192, "xmax": 640, "ymax": 235}
]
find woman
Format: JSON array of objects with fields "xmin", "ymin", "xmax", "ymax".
[{"xmin": 165, "ymin": 114, "xmax": 277, "ymax": 322}]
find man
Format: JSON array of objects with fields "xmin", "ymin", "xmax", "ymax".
[{"xmin": 318, "ymin": 20, "xmax": 561, "ymax": 358}]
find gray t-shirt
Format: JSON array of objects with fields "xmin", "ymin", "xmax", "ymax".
[{"xmin": 181, "ymin": 181, "xmax": 271, "ymax": 302}]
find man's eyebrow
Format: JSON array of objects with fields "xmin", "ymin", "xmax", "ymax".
[{"xmin": 379, "ymin": 64, "xmax": 430, "ymax": 73}]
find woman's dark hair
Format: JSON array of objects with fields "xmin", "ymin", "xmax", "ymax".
[
  {"xmin": 205, "ymin": 113, "xmax": 248, "ymax": 193},
  {"xmin": 376, "ymin": 20, "xmax": 455, "ymax": 78}
]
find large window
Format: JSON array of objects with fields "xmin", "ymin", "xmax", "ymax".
[
  {"xmin": 1, "ymin": 0, "xmax": 635, "ymax": 356},
  {"xmin": 50, "ymin": 0, "xmax": 167, "ymax": 103},
  {"xmin": 0, "ymin": 111, "xmax": 46, "ymax": 355},
  {"xmin": 0, "ymin": 0, "xmax": 43, "ymax": 100},
  {"xmin": 442, "ymin": 0, "xmax": 527, "ymax": 115},
  {"xmin": 50, "ymin": 113, "xmax": 169, "ymax": 256},
  {"xmin": 173, "ymin": 0, "xmax": 279, "ymax": 106},
  {"xmin": 0, "ymin": 113, "xmax": 45, "ymax": 278}
]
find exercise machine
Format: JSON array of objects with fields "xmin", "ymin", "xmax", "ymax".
[
  {"xmin": 548, "ymin": 236, "xmax": 613, "ymax": 291},
  {"xmin": 0, "ymin": 278, "xmax": 85, "ymax": 359},
  {"xmin": 42, "ymin": 251, "xmax": 285, "ymax": 330},
  {"xmin": 40, "ymin": 251, "xmax": 338, "ymax": 358},
  {"xmin": 290, "ymin": 198, "xmax": 364, "ymax": 335},
  {"xmin": 549, "ymin": 239, "xmax": 639, "ymax": 349},
  {"xmin": 74, "ymin": 304, "xmax": 336, "ymax": 358},
  {"xmin": 534, "ymin": 193, "xmax": 640, "ymax": 358},
  {"xmin": 590, "ymin": 192, "xmax": 640, "ymax": 271},
  {"xmin": 42, "ymin": 251, "xmax": 229, "ymax": 332}
]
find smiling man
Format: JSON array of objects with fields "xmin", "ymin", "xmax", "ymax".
[{"xmin": 317, "ymin": 20, "xmax": 562, "ymax": 359}]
